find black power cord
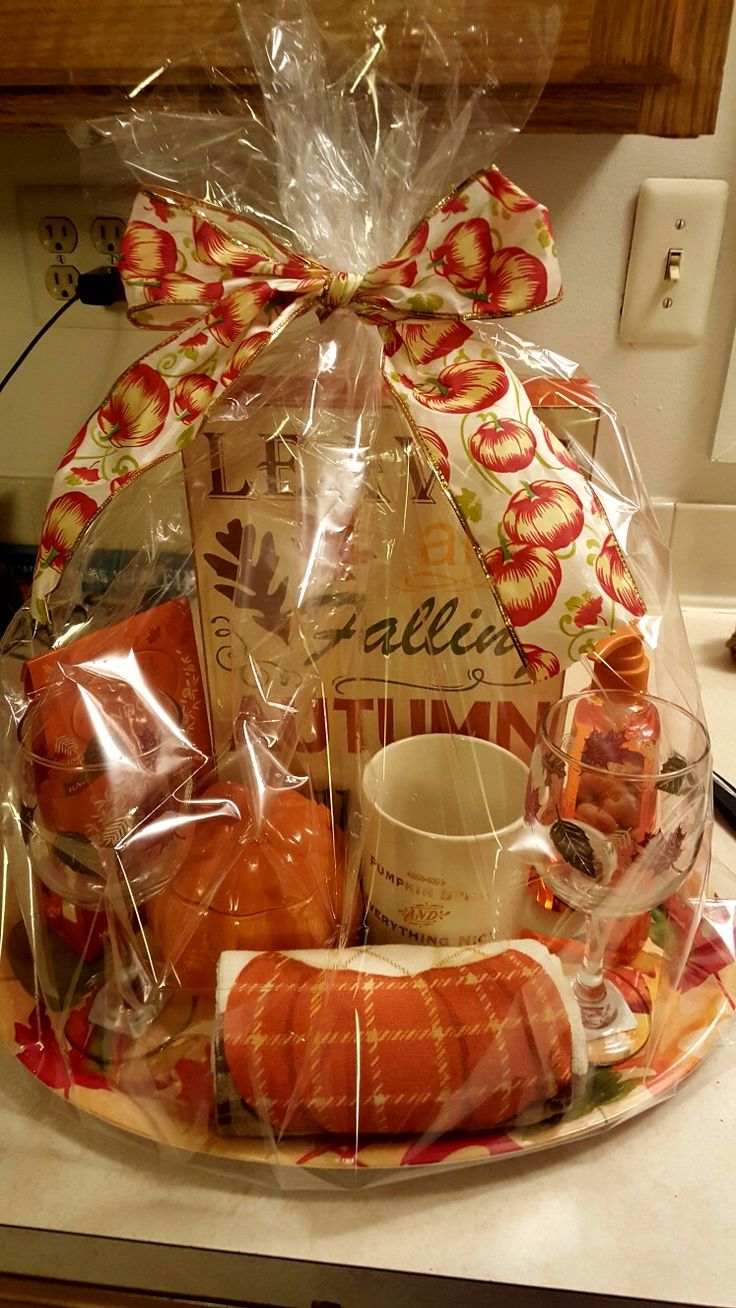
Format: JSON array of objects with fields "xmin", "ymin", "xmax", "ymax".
[
  {"xmin": 0, "ymin": 266, "xmax": 125, "ymax": 396},
  {"xmin": 0, "ymin": 296, "xmax": 77, "ymax": 395}
]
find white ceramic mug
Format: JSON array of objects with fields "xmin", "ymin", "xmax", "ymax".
[{"xmin": 361, "ymin": 734, "xmax": 528, "ymax": 947}]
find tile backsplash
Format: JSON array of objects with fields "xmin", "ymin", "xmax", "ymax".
[
  {"xmin": 668, "ymin": 502, "xmax": 736, "ymax": 608},
  {"xmin": 1, "ymin": 478, "xmax": 733, "ymax": 611}
]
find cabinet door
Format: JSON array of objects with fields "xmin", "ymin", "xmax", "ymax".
[
  {"xmin": 532, "ymin": 0, "xmax": 734, "ymax": 133},
  {"xmin": 0, "ymin": 0, "xmax": 732, "ymax": 135}
]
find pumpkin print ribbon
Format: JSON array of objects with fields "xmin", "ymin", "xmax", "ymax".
[{"xmin": 33, "ymin": 166, "xmax": 645, "ymax": 678}]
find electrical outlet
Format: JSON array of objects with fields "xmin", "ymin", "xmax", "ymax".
[
  {"xmin": 44, "ymin": 264, "xmax": 79, "ymax": 301},
  {"xmin": 90, "ymin": 215, "xmax": 126, "ymax": 255},
  {"xmin": 16, "ymin": 186, "xmax": 135, "ymax": 331},
  {"xmin": 38, "ymin": 216, "xmax": 78, "ymax": 254}
]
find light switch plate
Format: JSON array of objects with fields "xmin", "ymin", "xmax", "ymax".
[{"xmin": 619, "ymin": 178, "xmax": 728, "ymax": 347}]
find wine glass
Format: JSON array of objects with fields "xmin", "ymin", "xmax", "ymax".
[
  {"xmin": 523, "ymin": 690, "xmax": 710, "ymax": 1066},
  {"xmin": 19, "ymin": 668, "xmax": 206, "ymax": 1036}
]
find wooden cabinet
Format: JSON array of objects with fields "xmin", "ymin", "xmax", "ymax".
[
  {"xmin": 0, "ymin": 1271, "xmax": 281, "ymax": 1307},
  {"xmin": 0, "ymin": 0, "xmax": 732, "ymax": 136}
]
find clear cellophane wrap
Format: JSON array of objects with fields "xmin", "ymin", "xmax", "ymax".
[{"xmin": 0, "ymin": 0, "xmax": 733, "ymax": 1188}]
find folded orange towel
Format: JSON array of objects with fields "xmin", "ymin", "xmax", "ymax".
[{"xmin": 219, "ymin": 943, "xmax": 585, "ymax": 1137}]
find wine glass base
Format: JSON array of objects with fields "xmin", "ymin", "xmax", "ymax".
[
  {"xmin": 580, "ymin": 981, "xmax": 649, "ymax": 1067},
  {"xmin": 67, "ymin": 989, "xmax": 198, "ymax": 1068},
  {"xmin": 88, "ymin": 982, "xmax": 163, "ymax": 1039}
]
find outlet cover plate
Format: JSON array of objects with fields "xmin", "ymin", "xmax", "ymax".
[
  {"xmin": 15, "ymin": 186, "xmax": 134, "ymax": 331},
  {"xmin": 619, "ymin": 178, "xmax": 729, "ymax": 347}
]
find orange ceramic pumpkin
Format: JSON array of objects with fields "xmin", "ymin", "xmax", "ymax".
[{"xmin": 146, "ymin": 780, "xmax": 362, "ymax": 992}]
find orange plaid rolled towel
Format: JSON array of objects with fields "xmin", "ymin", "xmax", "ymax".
[{"xmin": 217, "ymin": 943, "xmax": 586, "ymax": 1138}]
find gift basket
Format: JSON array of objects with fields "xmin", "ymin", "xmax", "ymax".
[{"xmin": 1, "ymin": 0, "xmax": 734, "ymax": 1186}]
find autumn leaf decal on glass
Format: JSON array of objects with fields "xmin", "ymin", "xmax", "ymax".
[
  {"xmin": 542, "ymin": 749, "xmax": 566, "ymax": 784},
  {"xmin": 637, "ymin": 825, "xmax": 688, "ymax": 874},
  {"xmin": 550, "ymin": 815, "xmax": 599, "ymax": 880},
  {"xmin": 204, "ymin": 520, "xmax": 291, "ymax": 641},
  {"xmin": 655, "ymin": 753, "xmax": 690, "ymax": 795},
  {"xmin": 524, "ymin": 782, "xmax": 541, "ymax": 826},
  {"xmin": 581, "ymin": 728, "xmax": 641, "ymax": 771}
]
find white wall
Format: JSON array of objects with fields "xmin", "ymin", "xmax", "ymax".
[
  {"xmin": 1, "ymin": 19, "xmax": 736, "ymax": 509},
  {"xmin": 0, "ymin": 133, "xmax": 144, "ymax": 490},
  {"xmin": 502, "ymin": 15, "xmax": 736, "ymax": 507}
]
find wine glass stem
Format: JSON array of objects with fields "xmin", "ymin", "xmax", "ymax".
[{"xmin": 573, "ymin": 914, "xmax": 616, "ymax": 1030}]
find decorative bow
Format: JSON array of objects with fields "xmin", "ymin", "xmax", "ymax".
[{"xmin": 34, "ymin": 166, "xmax": 644, "ymax": 678}]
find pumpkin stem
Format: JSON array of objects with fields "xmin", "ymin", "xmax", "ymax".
[
  {"xmin": 39, "ymin": 547, "xmax": 59, "ymax": 571},
  {"xmin": 497, "ymin": 527, "xmax": 512, "ymax": 562}
]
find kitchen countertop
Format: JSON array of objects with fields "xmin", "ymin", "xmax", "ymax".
[{"xmin": 0, "ymin": 608, "xmax": 735, "ymax": 1308}]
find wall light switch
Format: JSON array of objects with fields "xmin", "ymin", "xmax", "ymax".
[{"xmin": 619, "ymin": 178, "xmax": 728, "ymax": 346}]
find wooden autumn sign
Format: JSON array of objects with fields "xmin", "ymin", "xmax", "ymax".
[{"xmin": 183, "ymin": 387, "xmax": 563, "ymax": 798}]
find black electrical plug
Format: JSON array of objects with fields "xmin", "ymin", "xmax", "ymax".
[{"xmin": 76, "ymin": 266, "xmax": 125, "ymax": 306}]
